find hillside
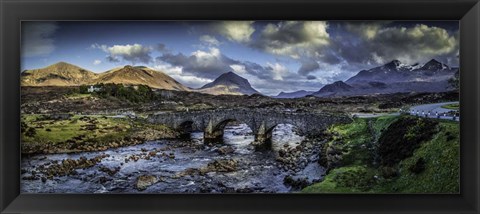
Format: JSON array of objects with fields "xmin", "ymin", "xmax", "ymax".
[
  {"xmin": 21, "ymin": 62, "xmax": 99, "ymax": 86},
  {"xmin": 21, "ymin": 63, "xmax": 190, "ymax": 91},
  {"xmin": 314, "ymin": 59, "xmax": 457, "ymax": 97},
  {"xmin": 197, "ymin": 72, "xmax": 260, "ymax": 95},
  {"xmin": 93, "ymin": 65, "xmax": 190, "ymax": 91}
]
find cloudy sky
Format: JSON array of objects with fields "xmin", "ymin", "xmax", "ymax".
[{"xmin": 21, "ymin": 21, "xmax": 459, "ymax": 95}]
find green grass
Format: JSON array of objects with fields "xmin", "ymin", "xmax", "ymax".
[
  {"xmin": 371, "ymin": 115, "xmax": 398, "ymax": 135},
  {"xmin": 325, "ymin": 116, "xmax": 399, "ymax": 167},
  {"xmin": 302, "ymin": 165, "xmax": 376, "ymax": 193},
  {"xmin": 441, "ymin": 103, "xmax": 459, "ymax": 110},
  {"xmin": 302, "ymin": 115, "xmax": 459, "ymax": 193},
  {"xmin": 372, "ymin": 122, "xmax": 459, "ymax": 193},
  {"xmin": 21, "ymin": 114, "xmax": 131, "ymax": 144},
  {"xmin": 64, "ymin": 93, "xmax": 93, "ymax": 100},
  {"xmin": 21, "ymin": 114, "xmax": 177, "ymax": 154}
]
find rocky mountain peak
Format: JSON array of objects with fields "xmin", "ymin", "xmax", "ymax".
[
  {"xmin": 317, "ymin": 81, "xmax": 353, "ymax": 93},
  {"xmin": 198, "ymin": 71, "xmax": 260, "ymax": 95},
  {"xmin": 419, "ymin": 59, "xmax": 450, "ymax": 71},
  {"xmin": 384, "ymin": 59, "xmax": 403, "ymax": 70}
]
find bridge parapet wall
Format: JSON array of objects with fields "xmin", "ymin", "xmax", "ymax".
[{"xmin": 147, "ymin": 109, "xmax": 352, "ymax": 146}]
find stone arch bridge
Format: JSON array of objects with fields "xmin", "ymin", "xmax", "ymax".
[{"xmin": 147, "ymin": 109, "xmax": 352, "ymax": 149}]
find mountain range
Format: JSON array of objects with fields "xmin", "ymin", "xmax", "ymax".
[
  {"xmin": 21, "ymin": 62, "xmax": 258, "ymax": 96},
  {"xmin": 21, "ymin": 59, "xmax": 458, "ymax": 97},
  {"xmin": 312, "ymin": 59, "xmax": 457, "ymax": 97},
  {"xmin": 273, "ymin": 90, "xmax": 315, "ymax": 99}
]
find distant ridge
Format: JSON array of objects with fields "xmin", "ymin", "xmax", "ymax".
[
  {"xmin": 314, "ymin": 59, "xmax": 457, "ymax": 97},
  {"xmin": 273, "ymin": 90, "xmax": 314, "ymax": 98}
]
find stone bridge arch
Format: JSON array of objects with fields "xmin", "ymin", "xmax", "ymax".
[{"xmin": 147, "ymin": 109, "xmax": 352, "ymax": 149}]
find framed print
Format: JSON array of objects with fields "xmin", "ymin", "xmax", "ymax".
[{"xmin": 1, "ymin": 0, "xmax": 479, "ymax": 213}]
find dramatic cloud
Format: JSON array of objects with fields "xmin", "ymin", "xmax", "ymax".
[
  {"xmin": 93, "ymin": 43, "xmax": 153, "ymax": 64},
  {"xmin": 21, "ymin": 21, "xmax": 459, "ymax": 95},
  {"xmin": 22, "ymin": 22, "xmax": 59, "ymax": 57},
  {"xmin": 230, "ymin": 64, "xmax": 248, "ymax": 74},
  {"xmin": 343, "ymin": 22, "xmax": 387, "ymax": 40},
  {"xmin": 298, "ymin": 59, "xmax": 320, "ymax": 76},
  {"xmin": 154, "ymin": 62, "xmax": 212, "ymax": 88},
  {"xmin": 156, "ymin": 47, "xmax": 323, "ymax": 94},
  {"xmin": 265, "ymin": 62, "xmax": 289, "ymax": 81},
  {"xmin": 336, "ymin": 23, "xmax": 459, "ymax": 67},
  {"xmin": 370, "ymin": 24, "xmax": 458, "ymax": 64},
  {"xmin": 200, "ymin": 35, "xmax": 221, "ymax": 46},
  {"xmin": 157, "ymin": 47, "xmax": 236, "ymax": 79},
  {"xmin": 214, "ymin": 21, "xmax": 255, "ymax": 43},
  {"xmin": 253, "ymin": 21, "xmax": 330, "ymax": 59}
]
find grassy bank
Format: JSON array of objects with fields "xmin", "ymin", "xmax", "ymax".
[
  {"xmin": 302, "ymin": 115, "xmax": 459, "ymax": 193},
  {"xmin": 441, "ymin": 103, "xmax": 459, "ymax": 110},
  {"xmin": 21, "ymin": 114, "xmax": 177, "ymax": 154}
]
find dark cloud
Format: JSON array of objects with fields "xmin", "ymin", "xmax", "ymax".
[
  {"xmin": 250, "ymin": 21, "xmax": 330, "ymax": 59},
  {"xmin": 155, "ymin": 43, "xmax": 168, "ymax": 53},
  {"xmin": 106, "ymin": 55, "xmax": 120, "ymax": 63},
  {"xmin": 332, "ymin": 22, "xmax": 459, "ymax": 67},
  {"xmin": 156, "ymin": 47, "xmax": 325, "ymax": 95},
  {"xmin": 22, "ymin": 22, "xmax": 59, "ymax": 57},
  {"xmin": 298, "ymin": 59, "xmax": 320, "ymax": 76}
]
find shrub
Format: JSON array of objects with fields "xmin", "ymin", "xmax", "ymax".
[
  {"xmin": 408, "ymin": 157, "xmax": 426, "ymax": 174},
  {"xmin": 93, "ymin": 83, "xmax": 155, "ymax": 103},
  {"xmin": 378, "ymin": 117, "xmax": 438, "ymax": 166},
  {"xmin": 25, "ymin": 127, "xmax": 36, "ymax": 137},
  {"xmin": 79, "ymin": 85, "xmax": 89, "ymax": 94}
]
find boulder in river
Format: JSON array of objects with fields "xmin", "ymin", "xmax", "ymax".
[
  {"xmin": 217, "ymin": 146, "xmax": 234, "ymax": 155},
  {"xmin": 200, "ymin": 159, "xmax": 238, "ymax": 174},
  {"xmin": 136, "ymin": 175, "xmax": 158, "ymax": 191}
]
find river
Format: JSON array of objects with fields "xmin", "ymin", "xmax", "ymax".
[{"xmin": 21, "ymin": 124, "xmax": 325, "ymax": 193}]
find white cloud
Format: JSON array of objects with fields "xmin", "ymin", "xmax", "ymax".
[
  {"xmin": 266, "ymin": 62, "xmax": 289, "ymax": 81},
  {"xmin": 154, "ymin": 62, "xmax": 212, "ymax": 88},
  {"xmin": 154, "ymin": 62, "xmax": 183, "ymax": 76},
  {"xmin": 215, "ymin": 21, "xmax": 255, "ymax": 43},
  {"xmin": 92, "ymin": 43, "xmax": 152, "ymax": 64},
  {"xmin": 200, "ymin": 35, "xmax": 221, "ymax": 46},
  {"xmin": 169, "ymin": 75, "xmax": 212, "ymax": 88},
  {"xmin": 230, "ymin": 64, "xmax": 247, "ymax": 74},
  {"xmin": 371, "ymin": 52, "xmax": 384, "ymax": 64},
  {"xmin": 93, "ymin": 59, "xmax": 102, "ymax": 65},
  {"xmin": 192, "ymin": 47, "xmax": 221, "ymax": 60},
  {"xmin": 22, "ymin": 22, "xmax": 59, "ymax": 57}
]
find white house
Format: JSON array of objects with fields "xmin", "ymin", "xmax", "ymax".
[{"xmin": 87, "ymin": 85, "xmax": 101, "ymax": 93}]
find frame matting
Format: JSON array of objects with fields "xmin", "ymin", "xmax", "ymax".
[{"xmin": 1, "ymin": 0, "xmax": 479, "ymax": 213}]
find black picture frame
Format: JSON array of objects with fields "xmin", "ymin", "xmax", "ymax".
[{"xmin": 1, "ymin": 0, "xmax": 479, "ymax": 213}]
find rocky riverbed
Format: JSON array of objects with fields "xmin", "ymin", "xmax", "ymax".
[{"xmin": 21, "ymin": 124, "xmax": 326, "ymax": 193}]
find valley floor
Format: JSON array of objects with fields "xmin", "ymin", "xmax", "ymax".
[{"xmin": 19, "ymin": 86, "xmax": 460, "ymax": 193}]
